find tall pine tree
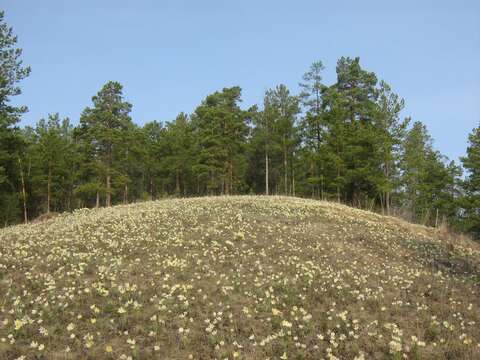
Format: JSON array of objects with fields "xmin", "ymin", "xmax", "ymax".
[
  {"xmin": 460, "ymin": 124, "xmax": 480, "ymax": 237},
  {"xmin": 77, "ymin": 81, "xmax": 133, "ymax": 207}
]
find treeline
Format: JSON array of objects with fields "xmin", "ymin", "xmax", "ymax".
[{"xmin": 1, "ymin": 11, "xmax": 479, "ymax": 238}]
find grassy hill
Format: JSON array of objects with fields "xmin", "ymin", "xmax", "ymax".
[{"xmin": 0, "ymin": 196, "xmax": 479, "ymax": 359}]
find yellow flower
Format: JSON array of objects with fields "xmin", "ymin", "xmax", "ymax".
[
  {"xmin": 105, "ymin": 345, "xmax": 113, "ymax": 353},
  {"xmin": 14, "ymin": 320, "xmax": 24, "ymax": 331},
  {"xmin": 272, "ymin": 308, "xmax": 281, "ymax": 316},
  {"xmin": 281, "ymin": 320, "xmax": 292, "ymax": 328},
  {"xmin": 118, "ymin": 307, "xmax": 126, "ymax": 314}
]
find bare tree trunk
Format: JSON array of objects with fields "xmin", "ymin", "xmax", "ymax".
[
  {"xmin": 386, "ymin": 191, "xmax": 390, "ymax": 216},
  {"xmin": 380, "ymin": 193, "xmax": 385, "ymax": 215},
  {"xmin": 336, "ymin": 169, "xmax": 341, "ymax": 203},
  {"xmin": 47, "ymin": 161, "xmax": 52, "ymax": 214},
  {"xmin": 321, "ymin": 174, "xmax": 324, "ymax": 201},
  {"xmin": 96, "ymin": 191, "xmax": 100, "ymax": 208},
  {"xmin": 265, "ymin": 151, "xmax": 269, "ymax": 195},
  {"xmin": 175, "ymin": 169, "xmax": 180, "ymax": 195},
  {"xmin": 283, "ymin": 137, "xmax": 288, "ymax": 195},
  {"xmin": 292, "ymin": 161, "xmax": 295, "ymax": 197},
  {"xmin": 123, "ymin": 183, "xmax": 128, "ymax": 204},
  {"xmin": 229, "ymin": 161, "xmax": 233, "ymax": 195},
  {"xmin": 150, "ymin": 177, "xmax": 154, "ymax": 200},
  {"xmin": 385, "ymin": 159, "xmax": 391, "ymax": 216},
  {"xmin": 18, "ymin": 156, "xmax": 28, "ymax": 223},
  {"xmin": 106, "ymin": 173, "xmax": 111, "ymax": 207}
]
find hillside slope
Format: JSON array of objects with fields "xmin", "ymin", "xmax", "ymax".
[{"xmin": 0, "ymin": 196, "xmax": 479, "ymax": 359}]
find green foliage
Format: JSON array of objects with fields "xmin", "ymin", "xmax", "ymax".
[
  {"xmin": 190, "ymin": 87, "xmax": 249, "ymax": 195},
  {"xmin": 459, "ymin": 125, "xmax": 480, "ymax": 238},
  {"xmin": 401, "ymin": 122, "xmax": 460, "ymax": 225},
  {"xmin": 0, "ymin": 10, "xmax": 30, "ymax": 225},
  {"xmin": 77, "ymin": 81, "xmax": 133, "ymax": 206},
  {"xmin": 0, "ymin": 7, "xmax": 473, "ymax": 235}
]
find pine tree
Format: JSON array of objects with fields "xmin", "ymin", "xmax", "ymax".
[
  {"xmin": 267, "ymin": 85, "xmax": 300, "ymax": 195},
  {"xmin": 0, "ymin": 10, "xmax": 30, "ymax": 225},
  {"xmin": 401, "ymin": 121, "xmax": 460, "ymax": 225},
  {"xmin": 299, "ymin": 61, "xmax": 327, "ymax": 198},
  {"xmin": 141, "ymin": 120, "xmax": 166, "ymax": 199},
  {"xmin": 375, "ymin": 80, "xmax": 408, "ymax": 214},
  {"xmin": 77, "ymin": 81, "xmax": 133, "ymax": 206},
  {"xmin": 460, "ymin": 125, "xmax": 480, "ymax": 238},
  {"xmin": 30, "ymin": 114, "xmax": 74, "ymax": 214},
  {"xmin": 164, "ymin": 113, "xmax": 194, "ymax": 196},
  {"xmin": 253, "ymin": 93, "xmax": 276, "ymax": 195},
  {"xmin": 322, "ymin": 57, "xmax": 381, "ymax": 206},
  {"xmin": 191, "ymin": 87, "xmax": 249, "ymax": 195}
]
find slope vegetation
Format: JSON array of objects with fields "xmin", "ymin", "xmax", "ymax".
[{"xmin": 0, "ymin": 196, "xmax": 479, "ymax": 359}]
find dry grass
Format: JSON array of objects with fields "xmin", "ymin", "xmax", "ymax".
[{"xmin": 0, "ymin": 196, "xmax": 479, "ymax": 359}]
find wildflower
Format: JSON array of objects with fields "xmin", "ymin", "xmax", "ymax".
[
  {"xmin": 281, "ymin": 320, "xmax": 292, "ymax": 328},
  {"xmin": 105, "ymin": 345, "xmax": 113, "ymax": 353},
  {"xmin": 389, "ymin": 340, "xmax": 402, "ymax": 354},
  {"xmin": 39, "ymin": 326, "xmax": 48, "ymax": 336},
  {"xmin": 14, "ymin": 320, "xmax": 24, "ymax": 331},
  {"xmin": 234, "ymin": 232, "xmax": 245, "ymax": 241}
]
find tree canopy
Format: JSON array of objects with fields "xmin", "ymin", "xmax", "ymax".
[{"xmin": 0, "ymin": 10, "xmax": 477, "ymax": 240}]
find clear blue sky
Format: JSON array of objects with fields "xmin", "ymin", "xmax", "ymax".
[{"xmin": 4, "ymin": 0, "xmax": 480, "ymax": 162}]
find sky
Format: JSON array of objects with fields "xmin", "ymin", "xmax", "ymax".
[{"xmin": 3, "ymin": 0, "xmax": 480, "ymax": 162}]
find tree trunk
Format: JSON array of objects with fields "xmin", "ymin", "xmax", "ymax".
[
  {"xmin": 385, "ymin": 191, "xmax": 390, "ymax": 216},
  {"xmin": 385, "ymin": 158, "xmax": 391, "ymax": 216},
  {"xmin": 123, "ymin": 183, "xmax": 128, "ymax": 204},
  {"xmin": 380, "ymin": 193, "xmax": 385, "ymax": 215},
  {"xmin": 229, "ymin": 160, "xmax": 233, "ymax": 195},
  {"xmin": 18, "ymin": 156, "xmax": 28, "ymax": 223},
  {"xmin": 47, "ymin": 161, "xmax": 52, "ymax": 214},
  {"xmin": 106, "ymin": 173, "xmax": 111, "ymax": 207},
  {"xmin": 336, "ymin": 167, "xmax": 341, "ymax": 203},
  {"xmin": 292, "ymin": 161, "xmax": 295, "ymax": 197},
  {"xmin": 265, "ymin": 150, "xmax": 269, "ymax": 195},
  {"xmin": 96, "ymin": 191, "xmax": 100, "ymax": 208},
  {"xmin": 150, "ymin": 177, "xmax": 154, "ymax": 200},
  {"xmin": 283, "ymin": 137, "xmax": 288, "ymax": 195},
  {"xmin": 175, "ymin": 169, "xmax": 180, "ymax": 195},
  {"xmin": 321, "ymin": 172, "xmax": 324, "ymax": 201}
]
